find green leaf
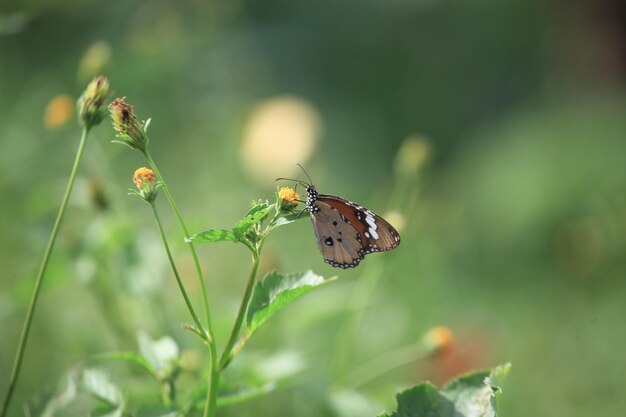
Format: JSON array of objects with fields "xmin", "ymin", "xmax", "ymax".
[
  {"xmin": 186, "ymin": 351, "xmax": 305, "ymax": 412},
  {"xmin": 246, "ymin": 270, "xmax": 336, "ymax": 335},
  {"xmin": 137, "ymin": 332, "xmax": 179, "ymax": 375},
  {"xmin": 187, "ymin": 228, "xmax": 236, "ymax": 244},
  {"xmin": 271, "ymin": 211, "xmax": 309, "ymax": 229},
  {"xmin": 81, "ymin": 368, "xmax": 124, "ymax": 407},
  {"xmin": 232, "ymin": 203, "xmax": 274, "ymax": 239},
  {"xmin": 377, "ymin": 363, "xmax": 511, "ymax": 417}
]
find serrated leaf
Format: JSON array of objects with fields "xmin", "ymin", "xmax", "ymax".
[
  {"xmin": 137, "ymin": 332, "xmax": 179, "ymax": 375},
  {"xmin": 232, "ymin": 204, "xmax": 273, "ymax": 239},
  {"xmin": 246, "ymin": 270, "xmax": 336, "ymax": 335},
  {"xmin": 187, "ymin": 229, "xmax": 236, "ymax": 243},
  {"xmin": 81, "ymin": 369, "xmax": 124, "ymax": 407},
  {"xmin": 441, "ymin": 363, "xmax": 510, "ymax": 417},
  {"xmin": 377, "ymin": 363, "xmax": 511, "ymax": 417}
]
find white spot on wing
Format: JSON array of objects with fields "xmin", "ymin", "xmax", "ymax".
[{"xmin": 365, "ymin": 214, "xmax": 379, "ymax": 239}]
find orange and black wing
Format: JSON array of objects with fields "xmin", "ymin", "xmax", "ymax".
[{"xmin": 310, "ymin": 195, "xmax": 400, "ymax": 268}]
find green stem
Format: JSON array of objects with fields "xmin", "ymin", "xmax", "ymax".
[
  {"xmin": 144, "ymin": 150, "xmax": 213, "ymax": 340},
  {"xmin": 1, "ymin": 127, "xmax": 91, "ymax": 417},
  {"xmin": 144, "ymin": 150, "xmax": 219, "ymax": 416},
  {"xmin": 219, "ymin": 247, "xmax": 261, "ymax": 371},
  {"xmin": 343, "ymin": 341, "xmax": 430, "ymax": 388},
  {"xmin": 205, "ymin": 344, "xmax": 219, "ymax": 417},
  {"xmin": 150, "ymin": 202, "xmax": 205, "ymax": 337}
]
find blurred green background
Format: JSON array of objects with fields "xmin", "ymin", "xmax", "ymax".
[{"xmin": 1, "ymin": 0, "xmax": 626, "ymax": 416}]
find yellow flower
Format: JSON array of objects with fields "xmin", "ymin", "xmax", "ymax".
[
  {"xmin": 277, "ymin": 187, "xmax": 300, "ymax": 210},
  {"xmin": 423, "ymin": 326, "xmax": 454, "ymax": 355},
  {"xmin": 133, "ymin": 167, "xmax": 156, "ymax": 188},
  {"xmin": 278, "ymin": 187, "xmax": 300, "ymax": 204},
  {"xmin": 132, "ymin": 167, "xmax": 159, "ymax": 202}
]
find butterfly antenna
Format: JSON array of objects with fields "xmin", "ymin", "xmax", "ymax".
[
  {"xmin": 296, "ymin": 164, "xmax": 314, "ymax": 186},
  {"xmin": 275, "ymin": 177, "xmax": 310, "ymax": 189}
]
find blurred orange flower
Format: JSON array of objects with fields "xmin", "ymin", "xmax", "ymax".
[
  {"xmin": 420, "ymin": 326, "xmax": 492, "ymax": 386},
  {"xmin": 423, "ymin": 326, "xmax": 455, "ymax": 355},
  {"xmin": 44, "ymin": 94, "xmax": 74, "ymax": 128}
]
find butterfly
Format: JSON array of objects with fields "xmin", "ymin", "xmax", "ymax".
[{"xmin": 277, "ymin": 167, "xmax": 401, "ymax": 269}]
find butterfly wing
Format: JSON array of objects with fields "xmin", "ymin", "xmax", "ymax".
[
  {"xmin": 311, "ymin": 199, "xmax": 366, "ymax": 268},
  {"xmin": 310, "ymin": 195, "xmax": 401, "ymax": 268}
]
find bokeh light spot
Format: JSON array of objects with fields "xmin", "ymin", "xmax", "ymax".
[
  {"xmin": 44, "ymin": 94, "xmax": 74, "ymax": 129},
  {"xmin": 241, "ymin": 96, "xmax": 322, "ymax": 184}
]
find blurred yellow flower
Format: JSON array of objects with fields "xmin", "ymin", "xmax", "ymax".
[
  {"xmin": 44, "ymin": 94, "xmax": 74, "ymax": 128},
  {"xmin": 78, "ymin": 41, "xmax": 112, "ymax": 82},
  {"xmin": 241, "ymin": 96, "xmax": 322, "ymax": 184},
  {"xmin": 423, "ymin": 326, "xmax": 454, "ymax": 355},
  {"xmin": 395, "ymin": 135, "xmax": 432, "ymax": 177}
]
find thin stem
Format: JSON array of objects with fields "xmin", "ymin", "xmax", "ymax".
[
  {"xmin": 1, "ymin": 127, "xmax": 91, "ymax": 417},
  {"xmin": 219, "ymin": 247, "xmax": 261, "ymax": 370},
  {"xmin": 150, "ymin": 202, "xmax": 205, "ymax": 337},
  {"xmin": 144, "ymin": 150, "xmax": 214, "ymax": 340},
  {"xmin": 144, "ymin": 151, "xmax": 219, "ymax": 417},
  {"xmin": 220, "ymin": 212, "xmax": 281, "ymax": 368},
  {"xmin": 343, "ymin": 341, "xmax": 430, "ymax": 388},
  {"xmin": 331, "ymin": 171, "xmax": 419, "ymax": 380},
  {"xmin": 205, "ymin": 344, "xmax": 218, "ymax": 417}
]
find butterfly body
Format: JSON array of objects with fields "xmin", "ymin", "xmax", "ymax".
[{"xmin": 304, "ymin": 185, "xmax": 400, "ymax": 268}]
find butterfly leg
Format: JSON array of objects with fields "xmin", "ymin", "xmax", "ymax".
[{"xmin": 296, "ymin": 207, "xmax": 308, "ymax": 218}]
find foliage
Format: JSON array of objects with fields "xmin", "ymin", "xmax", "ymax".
[{"xmin": 378, "ymin": 363, "xmax": 511, "ymax": 417}]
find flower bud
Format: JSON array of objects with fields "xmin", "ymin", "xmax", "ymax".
[
  {"xmin": 109, "ymin": 97, "xmax": 149, "ymax": 152},
  {"xmin": 78, "ymin": 76, "xmax": 110, "ymax": 128},
  {"xmin": 423, "ymin": 326, "xmax": 454, "ymax": 355},
  {"xmin": 277, "ymin": 187, "xmax": 301, "ymax": 211},
  {"xmin": 132, "ymin": 167, "xmax": 160, "ymax": 202}
]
